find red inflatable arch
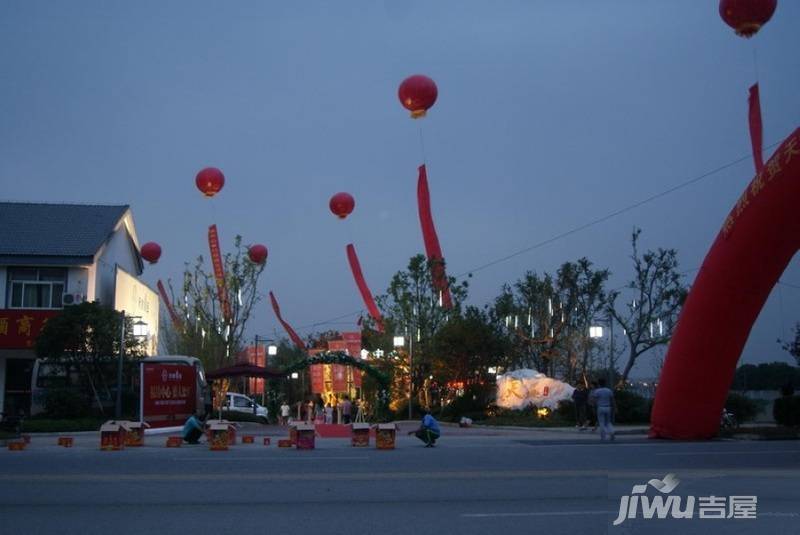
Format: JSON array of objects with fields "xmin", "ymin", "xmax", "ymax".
[{"xmin": 651, "ymin": 127, "xmax": 800, "ymax": 439}]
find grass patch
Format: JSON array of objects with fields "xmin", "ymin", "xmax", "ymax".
[{"xmin": 22, "ymin": 418, "xmax": 106, "ymax": 433}]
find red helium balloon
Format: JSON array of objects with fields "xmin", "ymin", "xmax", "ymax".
[
  {"xmin": 329, "ymin": 192, "xmax": 355, "ymax": 219},
  {"xmin": 248, "ymin": 244, "xmax": 268, "ymax": 265},
  {"xmin": 719, "ymin": 0, "xmax": 777, "ymax": 38},
  {"xmin": 398, "ymin": 75, "xmax": 438, "ymax": 119},
  {"xmin": 140, "ymin": 242, "xmax": 162, "ymax": 264},
  {"xmin": 195, "ymin": 167, "xmax": 225, "ymax": 197}
]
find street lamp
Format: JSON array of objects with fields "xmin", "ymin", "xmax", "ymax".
[
  {"xmin": 117, "ymin": 312, "xmax": 148, "ymax": 419},
  {"xmin": 589, "ymin": 319, "xmax": 615, "ymax": 386}
]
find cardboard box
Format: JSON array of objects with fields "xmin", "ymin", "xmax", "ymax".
[
  {"xmin": 242, "ymin": 435, "xmax": 255, "ymax": 444},
  {"xmin": 288, "ymin": 424, "xmax": 298, "ymax": 445},
  {"xmin": 295, "ymin": 424, "xmax": 315, "ymax": 450},
  {"xmin": 277, "ymin": 439, "xmax": 292, "ymax": 448},
  {"xmin": 206, "ymin": 419, "xmax": 236, "ymax": 445},
  {"xmin": 166, "ymin": 436, "xmax": 182, "ymax": 448},
  {"xmin": 7, "ymin": 441, "xmax": 25, "ymax": 451},
  {"xmin": 376, "ymin": 423, "xmax": 396, "ymax": 450},
  {"xmin": 120, "ymin": 421, "xmax": 149, "ymax": 447},
  {"xmin": 263, "ymin": 437, "xmax": 271, "ymax": 446},
  {"xmin": 57, "ymin": 437, "xmax": 74, "ymax": 448},
  {"xmin": 100, "ymin": 421, "xmax": 125, "ymax": 451},
  {"xmin": 352, "ymin": 423, "xmax": 371, "ymax": 447},
  {"xmin": 209, "ymin": 424, "xmax": 230, "ymax": 451}
]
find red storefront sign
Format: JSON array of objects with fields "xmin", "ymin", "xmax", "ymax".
[
  {"xmin": 328, "ymin": 340, "xmax": 347, "ymax": 353},
  {"xmin": 140, "ymin": 363, "xmax": 197, "ymax": 428},
  {"xmin": 310, "ymin": 364, "xmax": 324, "ymax": 394},
  {"xmin": 0, "ymin": 310, "xmax": 58, "ymax": 349}
]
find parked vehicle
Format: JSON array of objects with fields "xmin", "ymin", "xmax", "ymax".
[{"xmin": 225, "ymin": 392, "xmax": 268, "ymax": 423}]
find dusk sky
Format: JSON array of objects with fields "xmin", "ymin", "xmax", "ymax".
[{"xmin": 1, "ymin": 1, "xmax": 798, "ymax": 378}]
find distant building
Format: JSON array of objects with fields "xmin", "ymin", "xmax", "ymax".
[{"xmin": 0, "ymin": 202, "xmax": 158, "ymax": 416}]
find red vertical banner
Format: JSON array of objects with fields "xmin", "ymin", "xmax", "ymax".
[
  {"xmin": 269, "ymin": 292, "xmax": 307, "ymax": 351},
  {"xmin": 417, "ymin": 165, "xmax": 453, "ymax": 309},
  {"xmin": 332, "ymin": 364, "xmax": 347, "ymax": 392},
  {"xmin": 749, "ymin": 83, "xmax": 764, "ymax": 173},
  {"xmin": 353, "ymin": 368, "xmax": 362, "ymax": 388},
  {"xmin": 208, "ymin": 225, "xmax": 232, "ymax": 323},
  {"xmin": 346, "ymin": 244, "xmax": 385, "ymax": 332},
  {"xmin": 157, "ymin": 280, "xmax": 183, "ymax": 330},
  {"xmin": 310, "ymin": 364, "xmax": 324, "ymax": 394}
]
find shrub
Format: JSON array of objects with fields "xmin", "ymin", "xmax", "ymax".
[
  {"xmin": 44, "ymin": 388, "xmax": 91, "ymax": 419},
  {"xmin": 613, "ymin": 389, "xmax": 651, "ymax": 423},
  {"xmin": 773, "ymin": 395, "xmax": 800, "ymax": 426},
  {"xmin": 725, "ymin": 392, "xmax": 760, "ymax": 423}
]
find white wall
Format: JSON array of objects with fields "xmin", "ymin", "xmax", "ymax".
[
  {"xmin": 0, "ymin": 266, "xmax": 6, "ymax": 309},
  {"xmin": 94, "ymin": 224, "xmax": 140, "ymax": 306},
  {"xmin": 66, "ymin": 267, "xmax": 90, "ymax": 302}
]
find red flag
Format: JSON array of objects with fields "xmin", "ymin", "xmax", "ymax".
[
  {"xmin": 749, "ymin": 83, "xmax": 764, "ymax": 173},
  {"xmin": 417, "ymin": 165, "xmax": 453, "ymax": 308},
  {"xmin": 346, "ymin": 244, "xmax": 385, "ymax": 333},
  {"xmin": 269, "ymin": 291, "xmax": 306, "ymax": 351},
  {"xmin": 157, "ymin": 280, "xmax": 183, "ymax": 330},
  {"xmin": 208, "ymin": 224, "xmax": 232, "ymax": 323}
]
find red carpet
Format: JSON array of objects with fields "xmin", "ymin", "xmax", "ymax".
[{"xmin": 314, "ymin": 424, "xmax": 376, "ymax": 438}]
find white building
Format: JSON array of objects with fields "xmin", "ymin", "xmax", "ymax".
[{"xmin": 0, "ymin": 202, "xmax": 158, "ymax": 416}]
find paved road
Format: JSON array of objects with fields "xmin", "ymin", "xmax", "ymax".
[{"xmin": 1, "ymin": 424, "xmax": 798, "ymax": 534}]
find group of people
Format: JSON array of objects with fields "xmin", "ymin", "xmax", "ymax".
[
  {"xmin": 277, "ymin": 396, "xmax": 359, "ymax": 426},
  {"xmin": 571, "ymin": 378, "xmax": 616, "ymax": 441}
]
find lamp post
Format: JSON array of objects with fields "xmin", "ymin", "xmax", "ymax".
[
  {"xmin": 116, "ymin": 312, "xmax": 148, "ymax": 419},
  {"xmin": 253, "ymin": 335, "xmax": 277, "ymax": 409},
  {"xmin": 590, "ymin": 316, "xmax": 615, "ymax": 387}
]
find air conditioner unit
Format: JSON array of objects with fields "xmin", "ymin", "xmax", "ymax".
[{"xmin": 62, "ymin": 293, "xmax": 86, "ymax": 305}]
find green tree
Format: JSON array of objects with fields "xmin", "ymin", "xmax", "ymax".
[
  {"xmin": 607, "ymin": 228, "xmax": 687, "ymax": 385},
  {"xmin": 376, "ymin": 254, "xmax": 468, "ymax": 401},
  {"xmin": 161, "ymin": 235, "xmax": 265, "ymax": 371},
  {"xmin": 35, "ymin": 301, "xmax": 145, "ymax": 415},
  {"xmin": 781, "ymin": 324, "xmax": 800, "ymax": 367},
  {"xmin": 492, "ymin": 258, "xmax": 609, "ymax": 382}
]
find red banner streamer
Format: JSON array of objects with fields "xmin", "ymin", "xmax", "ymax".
[
  {"xmin": 269, "ymin": 291, "xmax": 307, "ymax": 351},
  {"xmin": 417, "ymin": 164, "xmax": 453, "ymax": 308},
  {"xmin": 208, "ymin": 225, "xmax": 232, "ymax": 323},
  {"xmin": 749, "ymin": 83, "xmax": 764, "ymax": 173},
  {"xmin": 157, "ymin": 280, "xmax": 183, "ymax": 330},
  {"xmin": 346, "ymin": 244, "xmax": 385, "ymax": 333}
]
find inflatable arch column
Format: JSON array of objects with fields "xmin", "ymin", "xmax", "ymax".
[{"xmin": 651, "ymin": 128, "xmax": 800, "ymax": 439}]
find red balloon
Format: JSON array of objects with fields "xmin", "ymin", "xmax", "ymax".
[
  {"xmin": 248, "ymin": 244, "xmax": 268, "ymax": 265},
  {"xmin": 140, "ymin": 242, "xmax": 162, "ymax": 264},
  {"xmin": 329, "ymin": 192, "xmax": 355, "ymax": 219},
  {"xmin": 719, "ymin": 0, "xmax": 777, "ymax": 38},
  {"xmin": 398, "ymin": 75, "xmax": 438, "ymax": 119},
  {"xmin": 195, "ymin": 167, "xmax": 225, "ymax": 197}
]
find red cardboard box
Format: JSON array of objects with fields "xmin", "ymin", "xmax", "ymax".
[
  {"xmin": 242, "ymin": 435, "xmax": 255, "ymax": 444},
  {"xmin": 376, "ymin": 424, "xmax": 396, "ymax": 450},
  {"xmin": 295, "ymin": 424, "xmax": 315, "ymax": 450},
  {"xmin": 209, "ymin": 424, "xmax": 229, "ymax": 451},
  {"xmin": 352, "ymin": 423, "xmax": 370, "ymax": 447},
  {"xmin": 58, "ymin": 437, "xmax": 74, "ymax": 447},
  {"xmin": 166, "ymin": 436, "xmax": 182, "ymax": 448},
  {"xmin": 100, "ymin": 421, "xmax": 125, "ymax": 451}
]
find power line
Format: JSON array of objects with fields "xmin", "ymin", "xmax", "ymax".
[{"xmin": 453, "ymin": 140, "xmax": 782, "ymax": 279}]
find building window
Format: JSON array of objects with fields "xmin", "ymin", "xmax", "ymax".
[{"xmin": 8, "ymin": 267, "xmax": 68, "ymax": 309}]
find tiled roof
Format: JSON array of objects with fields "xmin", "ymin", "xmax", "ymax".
[{"xmin": 0, "ymin": 202, "xmax": 129, "ymax": 259}]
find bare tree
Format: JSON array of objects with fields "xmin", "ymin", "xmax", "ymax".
[
  {"xmin": 607, "ymin": 228, "xmax": 687, "ymax": 385},
  {"xmin": 161, "ymin": 235, "xmax": 265, "ymax": 371}
]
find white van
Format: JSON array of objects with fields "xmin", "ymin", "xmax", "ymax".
[{"xmin": 225, "ymin": 392, "xmax": 268, "ymax": 423}]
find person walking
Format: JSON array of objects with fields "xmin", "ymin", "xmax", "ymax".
[
  {"xmin": 571, "ymin": 383, "xmax": 589, "ymax": 429},
  {"xmin": 408, "ymin": 408, "xmax": 441, "ymax": 447},
  {"xmin": 279, "ymin": 401, "xmax": 291, "ymax": 426},
  {"xmin": 340, "ymin": 396, "xmax": 352, "ymax": 424},
  {"xmin": 588, "ymin": 378, "xmax": 616, "ymax": 441}
]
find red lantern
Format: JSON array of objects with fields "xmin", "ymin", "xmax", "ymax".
[
  {"xmin": 248, "ymin": 244, "xmax": 268, "ymax": 265},
  {"xmin": 719, "ymin": 0, "xmax": 777, "ymax": 38},
  {"xmin": 195, "ymin": 167, "xmax": 225, "ymax": 198},
  {"xmin": 140, "ymin": 242, "xmax": 162, "ymax": 264},
  {"xmin": 398, "ymin": 75, "xmax": 438, "ymax": 119},
  {"xmin": 329, "ymin": 192, "xmax": 355, "ymax": 219}
]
